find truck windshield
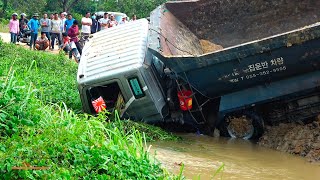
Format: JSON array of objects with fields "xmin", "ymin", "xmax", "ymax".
[{"xmin": 86, "ymin": 82, "xmax": 124, "ymax": 114}]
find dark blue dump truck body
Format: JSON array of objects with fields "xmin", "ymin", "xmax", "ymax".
[
  {"xmin": 157, "ymin": 25, "xmax": 320, "ymax": 113},
  {"xmin": 158, "ymin": 25, "xmax": 320, "ymax": 99},
  {"xmin": 148, "ymin": 0, "xmax": 320, "ymax": 118}
]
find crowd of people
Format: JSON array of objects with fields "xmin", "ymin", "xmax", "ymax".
[{"xmin": 8, "ymin": 11, "xmax": 138, "ymax": 62}]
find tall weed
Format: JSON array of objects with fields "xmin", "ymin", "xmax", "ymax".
[
  {"xmin": 0, "ymin": 70, "xmax": 41, "ymax": 137},
  {"xmin": 0, "ymin": 23, "xmax": 8, "ymax": 33}
]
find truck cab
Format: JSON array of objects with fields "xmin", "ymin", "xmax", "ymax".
[{"xmin": 77, "ymin": 19, "xmax": 168, "ymax": 123}]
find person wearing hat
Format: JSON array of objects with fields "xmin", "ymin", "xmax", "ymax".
[
  {"xmin": 119, "ymin": 15, "xmax": 127, "ymax": 25},
  {"xmin": 108, "ymin": 14, "xmax": 118, "ymax": 28},
  {"xmin": 27, "ymin": 13, "xmax": 40, "ymax": 49},
  {"xmin": 9, "ymin": 13, "xmax": 19, "ymax": 44},
  {"xmin": 19, "ymin": 13, "xmax": 28, "ymax": 33}
]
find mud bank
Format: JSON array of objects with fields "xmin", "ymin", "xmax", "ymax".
[{"xmin": 258, "ymin": 119, "xmax": 320, "ymax": 163}]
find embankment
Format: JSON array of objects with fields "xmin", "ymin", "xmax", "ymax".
[
  {"xmin": 258, "ymin": 118, "xmax": 320, "ymax": 163},
  {"xmin": 0, "ymin": 40, "xmax": 179, "ymax": 179}
]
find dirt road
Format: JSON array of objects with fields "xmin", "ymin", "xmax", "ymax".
[
  {"xmin": 0, "ymin": 32, "xmax": 60, "ymax": 54},
  {"xmin": 0, "ymin": 32, "xmax": 10, "ymax": 42}
]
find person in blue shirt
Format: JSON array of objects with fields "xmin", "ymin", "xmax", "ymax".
[
  {"xmin": 65, "ymin": 14, "xmax": 74, "ymax": 33},
  {"xmin": 27, "ymin": 13, "xmax": 40, "ymax": 50}
]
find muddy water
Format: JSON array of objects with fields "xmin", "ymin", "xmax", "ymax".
[{"xmin": 150, "ymin": 134, "xmax": 320, "ymax": 180}]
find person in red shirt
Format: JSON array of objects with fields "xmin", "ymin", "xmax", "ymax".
[
  {"xmin": 59, "ymin": 33, "xmax": 71, "ymax": 53},
  {"xmin": 67, "ymin": 20, "xmax": 82, "ymax": 55}
]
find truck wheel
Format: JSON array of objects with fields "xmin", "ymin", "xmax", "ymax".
[{"xmin": 220, "ymin": 111, "xmax": 264, "ymax": 139}]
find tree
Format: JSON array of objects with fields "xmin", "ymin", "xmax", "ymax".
[
  {"xmin": 60, "ymin": 0, "xmax": 80, "ymax": 12},
  {"xmin": 7, "ymin": 0, "xmax": 47, "ymax": 17},
  {"xmin": 102, "ymin": 0, "xmax": 167, "ymax": 18},
  {"xmin": 0, "ymin": 0, "xmax": 8, "ymax": 18},
  {"xmin": 0, "ymin": 0, "xmax": 169, "ymax": 19},
  {"xmin": 46, "ymin": 0, "xmax": 89, "ymax": 14}
]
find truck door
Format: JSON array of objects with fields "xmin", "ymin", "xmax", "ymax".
[{"xmin": 84, "ymin": 80, "xmax": 126, "ymax": 114}]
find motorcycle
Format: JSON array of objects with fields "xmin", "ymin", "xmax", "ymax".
[{"xmin": 17, "ymin": 25, "xmax": 31, "ymax": 45}]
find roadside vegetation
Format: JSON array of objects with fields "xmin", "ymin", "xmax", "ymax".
[
  {"xmin": 0, "ymin": 18, "xmax": 8, "ymax": 32},
  {"xmin": 0, "ymin": 39, "xmax": 180, "ymax": 179},
  {"xmin": 0, "ymin": 38, "xmax": 81, "ymax": 111},
  {"xmin": 0, "ymin": 0, "xmax": 168, "ymax": 23},
  {"xmin": 1, "ymin": 0, "xmax": 169, "ymax": 33}
]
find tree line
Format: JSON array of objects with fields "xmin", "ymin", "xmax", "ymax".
[{"xmin": 0, "ymin": 0, "xmax": 168, "ymax": 20}]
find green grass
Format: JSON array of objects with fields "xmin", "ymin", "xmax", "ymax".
[
  {"xmin": 113, "ymin": 119, "xmax": 182, "ymax": 142},
  {"xmin": 0, "ymin": 39, "xmax": 181, "ymax": 179},
  {"xmin": 0, "ymin": 40, "xmax": 82, "ymax": 112}
]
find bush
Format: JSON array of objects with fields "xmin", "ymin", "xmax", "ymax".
[
  {"xmin": 0, "ymin": 18, "xmax": 9, "ymax": 24},
  {"xmin": 71, "ymin": 12, "xmax": 83, "ymax": 26},
  {"xmin": 0, "ymin": 18, "xmax": 9, "ymax": 32}
]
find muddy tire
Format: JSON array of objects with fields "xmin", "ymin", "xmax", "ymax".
[{"xmin": 219, "ymin": 111, "xmax": 264, "ymax": 139}]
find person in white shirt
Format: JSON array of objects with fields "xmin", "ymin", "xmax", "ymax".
[
  {"xmin": 98, "ymin": 12, "xmax": 109, "ymax": 30},
  {"xmin": 60, "ymin": 12, "xmax": 67, "ymax": 32},
  {"xmin": 50, "ymin": 13, "xmax": 62, "ymax": 49},
  {"xmin": 81, "ymin": 12, "xmax": 92, "ymax": 42},
  {"xmin": 35, "ymin": 32, "xmax": 49, "ymax": 50},
  {"xmin": 119, "ymin": 15, "xmax": 127, "ymax": 25}
]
